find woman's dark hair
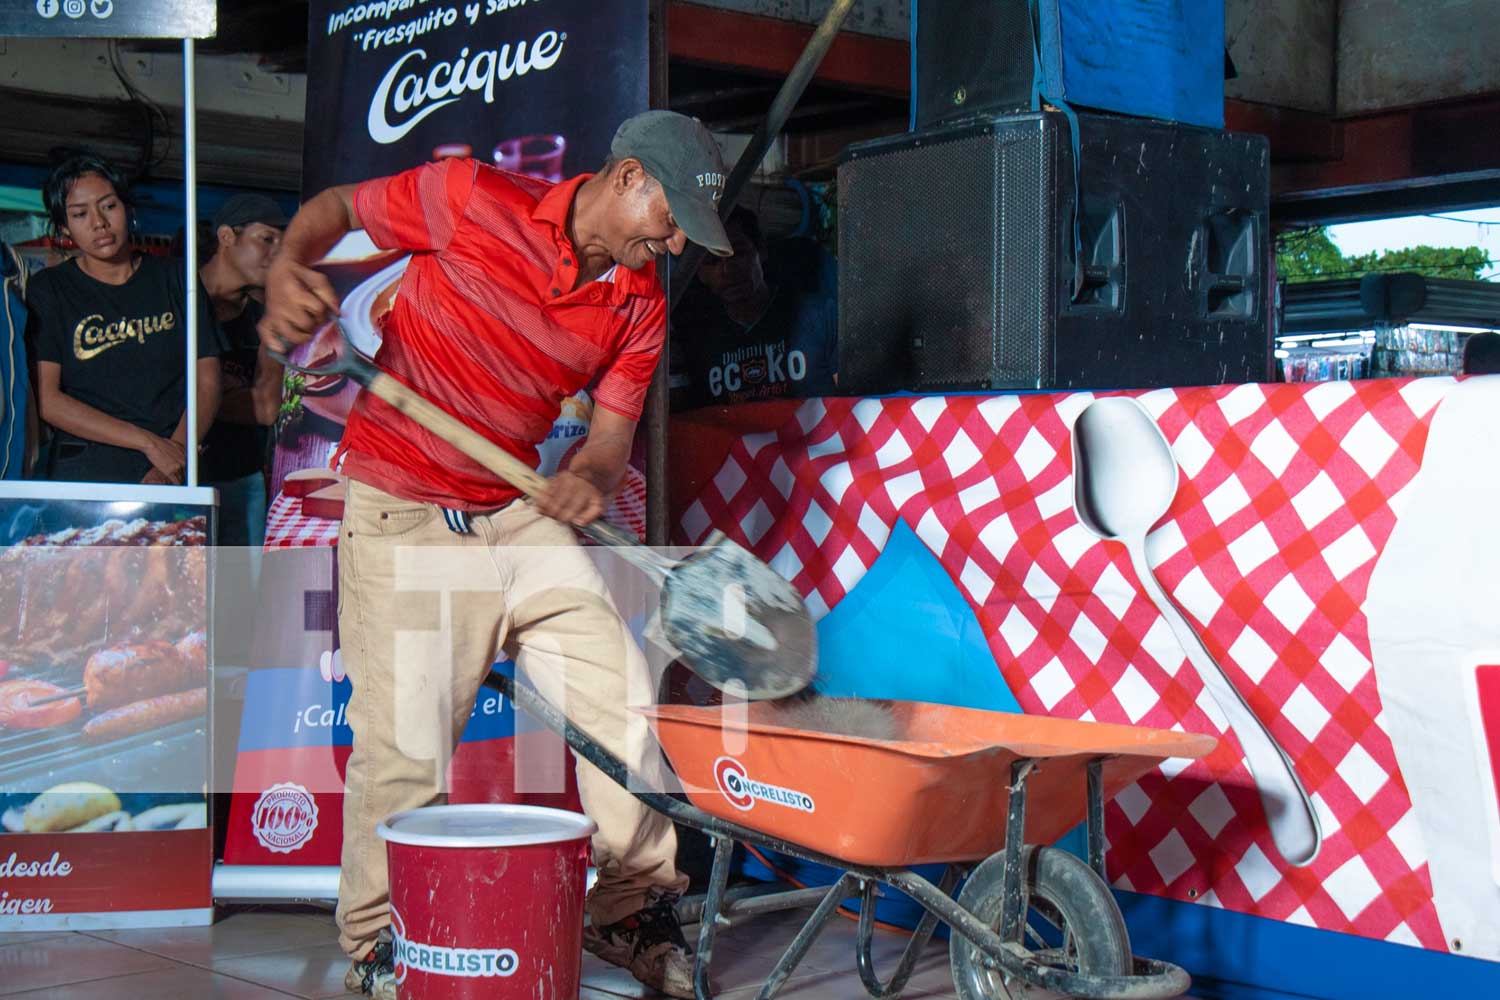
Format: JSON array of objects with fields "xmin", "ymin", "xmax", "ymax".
[{"xmin": 42, "ymin": 151, "xmax": 133, "ymax": 238}]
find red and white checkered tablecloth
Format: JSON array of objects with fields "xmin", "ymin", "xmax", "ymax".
[
  {"xmin": 263, "ymin": 490, "xmax": 343, "ymax": 549},
  {"xmin": 263, "ymin": 465, "xmax": 649, "ymax": 551},
  {"xmin": 675, "ymin": 379, "xmax": 1457, "ymax": 951}
]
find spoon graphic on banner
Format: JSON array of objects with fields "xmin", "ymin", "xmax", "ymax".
[{"xmin": 1071, "ymin": 396, "xmax": 1321, "ymax": 868}]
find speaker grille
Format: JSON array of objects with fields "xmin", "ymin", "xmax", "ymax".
[
  {"xmin": 913, "ymin": 0, "xmax": 1035, "ymax": 129},
  {"xmin": 993, "ymin": 124, "xmax": 1051, "ymax": 386},
  {"xmin": 839, "ymin": 122, "xmax": 1055, "ymax": 392}
]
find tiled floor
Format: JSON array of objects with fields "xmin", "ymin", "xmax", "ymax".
[{"xmin": 0, "ymin": 905, "xmax": 968, "ymax": 999}]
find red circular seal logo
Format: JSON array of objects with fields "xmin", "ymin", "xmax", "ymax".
[
  {"xmin": 390, "ymin": 905, "xmax": 408, "ymax": 984},
  {"xmin": 251, "ymin": 782, "xmax": 319, "ymax": 854},
  {"xmin": 713, "ymin": 757, "xmax": 753, "ymax": 811}
]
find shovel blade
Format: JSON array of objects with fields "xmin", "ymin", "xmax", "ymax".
[{"xmin": 659, "ymin": 534, "xmax": 816, "ymax": 700}]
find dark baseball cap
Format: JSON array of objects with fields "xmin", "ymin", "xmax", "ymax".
[
  {"xmin": 612, "ymin": 111, "xmax": 732, "ymax": 257},
  {"xmin": 212, "ymin": 193, "xmax": 290, "ymax": 232}
]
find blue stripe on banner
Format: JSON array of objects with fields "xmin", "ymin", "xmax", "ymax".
[
  {"xmin": 1114, "ymin": 890, "xmax": 1500, "ymax": 1000},
  {"xmin": 236, "ymin": 666, "xmax": 516, "ymax": 751},
  {"xmin": 730, "ymin": 863, "xmax": 1500, "ymax": 998}
]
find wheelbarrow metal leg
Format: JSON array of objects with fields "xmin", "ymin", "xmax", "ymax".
[
  {"xmin": 694, "ymin": 835, "xmax": 736, "ymax": 1000},
  {"xmin": 883, "ymin": 870, "xmax": 1017, "ymax": 973},
  {"xmin": 1087, "ymin": 757, "xmax": 1107, "ymax": 881},
  {"xmin": 754, "ymin": 873, "xmax": 858, "ymax": 1000},
  {"xmin": 999, "ymin": 758, "xmax": 1035, "ymax": 943},
  {"xmin": 678, "ymin": 884, "xmax": 834, "ymax": 927},
  {"xmin": 854, "ymin": 865, "xmax": 960, "ymax": 999}
]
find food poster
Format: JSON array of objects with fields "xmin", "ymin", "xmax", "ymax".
[
  {"xmin": 670, "ymin": 379, "xmax": 1500, "ymax": 977},
  {"xmin": 0, "ymin": 483, "xmax": 212, "ymax": 928},
  {"xmin": 233, "ymin": 1, "xmax": 650, "ymax": 868}
]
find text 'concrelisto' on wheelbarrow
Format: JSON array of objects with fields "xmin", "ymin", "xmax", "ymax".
[{"xmin": 274, "ymin": 323, "xmax": 817, "ymax": 701}]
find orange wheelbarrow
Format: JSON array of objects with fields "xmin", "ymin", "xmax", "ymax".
[{"xmin": 487, "ymin": 672, "xmax": 1215, "ymax": 1000}]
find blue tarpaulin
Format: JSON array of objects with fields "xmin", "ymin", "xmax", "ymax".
[
  {"xmin": 913, "ymin": 0, "xmax": 1225, "ymax": 129},
  {"xmin": 1039, "ymin": 0, "xmax": 1224, "ymax": 128}
]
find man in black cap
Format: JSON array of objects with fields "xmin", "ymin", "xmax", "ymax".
[
  {"xmin": 200, "ymin": 194, "xmax": 288, "ymax": 547},
  {"xmin": 260, "ymin": 111, "xmax": 729, "ymax": 1000}
]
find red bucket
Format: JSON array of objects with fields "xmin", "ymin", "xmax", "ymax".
[{"xmin": 377, "ymin": 804, "xmax": 597, "ymax": 999}]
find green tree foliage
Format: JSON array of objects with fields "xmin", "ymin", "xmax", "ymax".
[
  {"xmin": 1276, "ymin": 228, "xmax": 1346, "ymax": 281},
  {"xmin": 1277, "ymin": 227, "xmax": 1490, "ymax": 282}
]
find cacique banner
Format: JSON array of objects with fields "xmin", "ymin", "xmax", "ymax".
[
  {"xmin": 302, "ymin": 0, "xmax": 647, "ymax": 192},
  {"xmin": 224, "ymin": 0, "xmax": 650, "ymax": 870}
]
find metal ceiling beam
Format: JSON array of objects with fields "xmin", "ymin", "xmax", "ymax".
[
  {"xmin": 1264, "ymin": 92, "xmax": 1500, "ymax": 223},
  {"xmin": 0, "ymin": 87, "xmax": 302, "ymax": 191},
  {"xmin": 706, "ymin": 98, "xmax": 876, "ymax": 133},
  {"xmin": 666, "ymin": 0, "xmax": 906, "ymax": 95},
  {"xmin": 1275, "ymin": 170, "xmax": 1500, "ymax": 228},
  {"xmin": 1223, "ymin": 101, "xmax": 1342, "ymax": 163},
  {"xmin": 1270, "ymin": 93, "xmax": 1500, "ymax": 198}
]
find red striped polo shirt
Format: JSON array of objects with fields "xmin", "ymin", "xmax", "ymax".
[{"xmin": 336, "ymin": 158, "xmax": 666, "ymax": 510}]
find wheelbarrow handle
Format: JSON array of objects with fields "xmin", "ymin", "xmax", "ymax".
[{"xmin": 272, "ymin": 324, "xmax": 669, "ymax": 572}]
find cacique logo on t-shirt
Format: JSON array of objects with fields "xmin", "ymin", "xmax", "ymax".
[{"xmin": 72, "ymin": 310, "xmax": 177, "ymax": 361}]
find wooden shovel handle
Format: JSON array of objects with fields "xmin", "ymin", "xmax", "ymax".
[
  {"xmin": 366, "ymin": 372, "xmax": 666, "ymax": 566},
  {"xmin": 276, "ymin": 328, "xmax": 653, "ymax": 549},
  {"xmin": 365, "ymin": 372, "xmax": 550, "ymax": 498}
]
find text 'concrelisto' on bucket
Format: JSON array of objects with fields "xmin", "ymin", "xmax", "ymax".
[{"xmin": 391, "ymin": 905, "xmax": 518, "ymax": 982}]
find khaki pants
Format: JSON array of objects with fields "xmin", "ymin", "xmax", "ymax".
[{"xmin": 335, "ymin": 479, "xmax": 687, "ymax": 959}]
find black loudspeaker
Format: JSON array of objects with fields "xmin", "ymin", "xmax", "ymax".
[
  {"xmin": 912, "ymin": 0, "xmax": 1035, "ymax": 129},
  {"xmin": 836, "ymin": 111, "xmax": 1271, "ymax": 393}
]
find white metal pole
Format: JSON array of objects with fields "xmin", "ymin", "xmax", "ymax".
[
  {"xmin": 183, "ymin": 37, "xmax": 198, "ymax": 487},
  {"xmin": 212, "ymin": 864, "xmax": 341, "ymax": 904}
]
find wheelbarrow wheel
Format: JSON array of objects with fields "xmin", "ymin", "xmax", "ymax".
[{"xmin": 950, "ymin": 846, "xmax": 1131, "ymax": 1000}]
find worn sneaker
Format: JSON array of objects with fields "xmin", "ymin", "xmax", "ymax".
[
  {"xmin": 343, "ymin": 932, "xmax": 398, "ymax": 999},
  {"xmin": 583, "ymin": 892, "xmax": 697, "ymax": 999}
]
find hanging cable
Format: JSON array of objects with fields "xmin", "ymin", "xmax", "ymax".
[
  {"xmin": 1421, "ymin": 212, "xmax": 1500, "ymax": 225},
  {"xmin": 107, "ymin": 40, "xmax": 172, "ymax": 178}
]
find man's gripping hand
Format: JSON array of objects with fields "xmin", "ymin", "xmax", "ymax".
[
  {"xmin": 535, "ymin": 470, "xmax": 607, "ymax": 527},
  {"xmin": 259, "ymin": 257, "xmax": 341, "ymax": 355}
]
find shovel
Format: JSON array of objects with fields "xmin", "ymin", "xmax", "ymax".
[{"xmin": 273, "ymin": 323, "xmax": 816, "ymax": 700}]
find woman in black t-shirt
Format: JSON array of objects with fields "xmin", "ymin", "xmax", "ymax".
[{"xmin": 27, "ymin": 153, "xmax": 221, "ymax": 484}]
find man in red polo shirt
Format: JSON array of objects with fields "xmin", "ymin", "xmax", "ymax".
[{"xmin": 261, "ymin": 111, "xmax": 732, "ymax": 1000}]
